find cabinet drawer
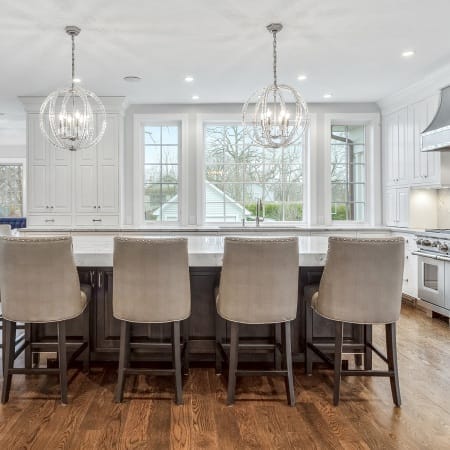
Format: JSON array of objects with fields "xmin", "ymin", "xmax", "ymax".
[
  {"xmin": 27, "ymin": 215, "xmax": 72, "ymax": 227},
  {"xmin": 75, "ymin": 215, "xmax": 119, "ymax": 226}
]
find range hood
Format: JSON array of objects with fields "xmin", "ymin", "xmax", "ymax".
[{"xmin": 422, "ymin": 85, "xmax": 450, "ymax": 152}]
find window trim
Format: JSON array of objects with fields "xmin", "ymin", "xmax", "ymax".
[
  {"xmin": 133, "ymin": 114, "xmax": 189, "ymax": 226},
  {"xmin": 323, "ymin": 113, "xmax": 380, "ymax": 226},
  {"xmin": 0, "ymin": 158, "xmax": 26, "ymax": 217},
  {"xmin": 196, "ymin": 113, "xmax": 308, "ymax": 226}
]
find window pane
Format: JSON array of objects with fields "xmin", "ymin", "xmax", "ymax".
[
  {"xmin": 144, "ymin": 165, "xmax": 161, "ymax": 183},
  {"xmin": 161, "ymin": 165, "xmax": 178, "ymax": 182},
  {"xmin": 145, "ymin": 146, "xmax": 161, "ymax": 164},
  {"xmin": 330, "ymin": 124, "xmax": 366, "ymax": 222},
  {"xmin": 144, "ymin": 126, "xmax": 161, "ymax": 145},
  {"xmin": 285, "ymin": 202, "xmax": 303, "ymax": 221},
  {"xmin": 161, "ymin": 146, "xmax": 178, "ymax": 164},
  {"xmin": 204, "ymin": 123, "xmax": 304, "ymax": 223},
  {"xmin": 161, "ymin": 126, "xmax": 178, "ymax": 145}
]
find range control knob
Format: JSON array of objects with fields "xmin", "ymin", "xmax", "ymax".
[
  {"xmin": 439, "ymin": 243, "xmax": 449, "ymax": 252},
  {"xmin": 416, "ymin": 239, "xmax": 423, "ymax": 245},
  {"xmin": 432, "ymin": 241, "xmax": 440, "ymax": 247},
  {"xmin": 422, "ymin": 240, "xmax": 431, "ymax": 246}
]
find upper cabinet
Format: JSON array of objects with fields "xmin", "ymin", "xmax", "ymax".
[
  {"xmin": 28, "ymin": 114, "xmax": 73, "ymax": 214},
  {"xmin": 75, "ymin": 114, "xmax": 120, "ymax": 217},
  {"xmin": 383, "ymin": 107, "xmax": 409, "ymax": 187}
]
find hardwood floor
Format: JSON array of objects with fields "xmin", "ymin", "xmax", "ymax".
[{"xmin": 0, "ymin": 304, "xmax": 449, "ymax": 449}]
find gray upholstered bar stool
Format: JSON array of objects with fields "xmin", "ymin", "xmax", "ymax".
[
  {"xmin": 305, "ymin": 237, "xmax": 404, "ymax": 406},
  {"xmin": 216, "ymin": 237, "xmax": 299, "ymax": 406},
  {"xmin": 113, "ymin": 237, "xmax": 191, "ymax": 405},
  {"xmin": 0, "ymin": 236, "xmax": 90, "ymax": 404}
]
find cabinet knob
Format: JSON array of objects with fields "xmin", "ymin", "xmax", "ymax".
[
  {"xmin": 93, "ymin": 206, "xmax": 97, "ymax": 209},
  {"xmin": 98, "ymin": 205, "xmax": 101, "ymax": 209},
  {"xmin": 92, "ymin": 219, "xmax": 102, "ymax": 222}
]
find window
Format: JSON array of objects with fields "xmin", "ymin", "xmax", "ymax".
[
  {"xmin": 0, "ymin": 163, "xmax": 24, "ymax": 217},
  {"xmin": 143, "ymin": 124, "xmax": 180, "ymax": 222},
  {"xmin": 330, "ymin": 124, "xmax": 366, "ymax": 221},
  {"xmin": 204, "ymin": 123, "xmax": 304, "ymax": 223}
]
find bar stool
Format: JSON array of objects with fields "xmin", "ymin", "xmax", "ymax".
[
  {"xmin": 216, "ymin": 237, "xmax": 299, "ymax": 406},
  {"xmin": 304, "ymin": 237, "xmax": 404, "ymax": 406},
  {"xmin": 113, "ymin": 237, "xmax": 191, "ymax": 405},
  {"xmin": 0, "ymin": 236, "xmax": 90, "ymax": 404}
]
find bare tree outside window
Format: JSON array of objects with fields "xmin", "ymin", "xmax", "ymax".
[
  {"xmin": 0, "ymin": 164, "xmax": 23, "ymax": 217},
  {"xmin": 204, "ymin": 124, "xmax": 303, "ymax": 223},
  {"xmin": 331, "ymin": 125, "xmax": 366, "ymax": 221}
]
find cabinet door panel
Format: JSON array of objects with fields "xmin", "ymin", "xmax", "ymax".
[
  {"xmin": 52, "ymin": 163, "xmax": 72, "ymax": 212},
  {"xmin": 425, "ymin": 95, "xmax": 440, "ymax": 183},
  {"xmin": 76, "ymin": 164, "xmax": 98, "ymax": 213},
  {"xmin": 29, "ymin": 164, "xmax": 50, "ymax": 213},
  {"xmin": 397, "ymin": 108, "xmax": 408, "ymax": 184},
  {"xmin": 384, "ymin": 189, "xmax": 397, "ymax": 226},
  {"xmin": 397, "ymin": 188, "xmax": 409, "ymax": 227}
]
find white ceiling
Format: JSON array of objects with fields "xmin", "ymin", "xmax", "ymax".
[{"xmin": 1, "ymin": 0, "xmax": 450, "ymax": 143}]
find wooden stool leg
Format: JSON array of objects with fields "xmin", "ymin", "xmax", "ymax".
[
  {"xmin": 283, "ymin": 321, "xmax": 296, "ymax": 407},
  {"xmin": 386, "ymin": 323, "xmax": 401, "ymax": 407},
  {"xmin": 274, "ymin": 323, "xmax": 282, "ymax": 370},
  {"xmin": 227, "ymin": 322, "xmax": 239, "ymax": 405},
  {"xmin": 1, "ymin": 320, "xmax": 16, "ymax": 404},
  {"xmin": 25, "ymin": 323, "xmax": 32, "ymax": 369},
  {"xmin": 173, "ymin": 321, "xmax": 183, "ymax": 405},
  {"xmin": 364, "ymin": 324, "xmax": 373, "ymax": 370},
  {"xmin": 353, "ymin": 324, "xmax": 363, "ymax": 367},
  {"xmin": 82, "ymin": 306, "xmax": 90, "ymax": 373},
  {"xmin": 305, "ymin": 303, "xmax": 313, "ymax": 375},
  {"xmin": 57, "ymin": 321, "xmax": 68, "ymax": 405},
  {"xmin": 182, "ymin": 319, "xmax": 189, "ymax": 376},
  {"xmin": 333, "ymin": 321, "xmax": 344, "ymax": 406},
  {"xmin": 115, "ymin": 320, "xmax": 130, "ymax": 403},
  {"xmin": 215, "ymin": 313, "xmax": 223, "ymax": 375}
]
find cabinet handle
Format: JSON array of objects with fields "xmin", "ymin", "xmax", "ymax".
[
  {"xmin": 50, "ymin": 206, "xmax": 54, "ymax": 209},
  {"xmin": 403, "ymin": 278, "xmax": 409, "ymax": 283},
  {"xmin": 92, "ymin": 219, "xmax": 102, "ymax": 222},
  {"xmin": 98, "ymin": 271, "xmax": 103, "ymax": 288},
  {"xmin": 406, "ymin": 255, "xmax": 409, "ymax": 259},
  {"xmin": 93, "ymin": 206, "xmax": 97, "ymax": 209},
  {"xmin": 89, "ymin": 270, "xmax": 96, "ymax": 288},
  {"xmin": 98, "ymin": 205, "xmax": 101, "ymax": 209},
  {"xmin": 46, "ymin": 205, "xmax": 50, "ymax": 209},
  {"xmin": 45, "ymin": 219, "xmax": 55, "ymax": 223}
]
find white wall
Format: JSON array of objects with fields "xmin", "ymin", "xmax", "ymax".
[
  {"xmin": 124, "ymin": 102, "xmax": 380, "ymax": 226},
  {"xmin": 0, "ymin": 145, "xmax": 26, "ymax": 159}
]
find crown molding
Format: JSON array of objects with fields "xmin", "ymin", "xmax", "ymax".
[
  {"xmin": 18, "ymin": 96, "xmax": 129, "ymax": 114},
  {"xmin": 377, "ymin": 63, "xmax": 450, "ymax": 115}
]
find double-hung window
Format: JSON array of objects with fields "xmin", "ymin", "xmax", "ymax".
[
  {"xmin": 203, "ymin": 123, "xmax": 304, "ymax": 223},
  {"xmin": 143, "ymin": 124, "xmax": 180, "ymax": 222},
  {"xmin": 330, "ymin": 124, "xmax": 366, "ymax": 222},
  {"xmin": 0, "ymin": 162, "xmax": 24, "ymax": 217}
]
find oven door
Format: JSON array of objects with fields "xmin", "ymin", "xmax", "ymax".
[{"xmin": 418, "ymin": 255, "xmax": 445, "ymax": 307}]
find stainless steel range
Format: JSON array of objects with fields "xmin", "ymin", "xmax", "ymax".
[{"xmin": 414, "ymin": 230, "xmax": 450, "ymax": 317}]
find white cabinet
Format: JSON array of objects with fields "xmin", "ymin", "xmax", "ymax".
[
  {"xmin": 383, "ymin": 107, "xmax": 409, "ymax": 187},
  {"xmin": 75, "ymin": 114, "xmax": 120, "ymax": 225},
  {"xmin": 384, "ymin": 187, "xmax": 409, "ymax": 227},
  {"xmin": 27, "ymin": 114, "xmax": 72, "ymax": 215}
]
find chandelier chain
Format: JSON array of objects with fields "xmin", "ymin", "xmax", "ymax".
[
  {"xmin": 272, "ymin": 30, "xmax": 278, "ymax": 87},
  {"xmin": 71, "ymin": 34, "xmax": 75, "ymax": 89}
]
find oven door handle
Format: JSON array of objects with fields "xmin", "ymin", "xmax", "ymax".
[{"xmin": 412, "ymin": 251, "xmax": 438, "ymax": 259}]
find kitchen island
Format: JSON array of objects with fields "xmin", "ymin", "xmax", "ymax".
[{"xmin": 23, "ymin": 234, "xmax": 367, "ymax": 365}]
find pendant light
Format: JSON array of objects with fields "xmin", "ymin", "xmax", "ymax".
[
  {"xmin": 242, "ymin": 23, "xmax": 308, "ymax": 148},
  {"xmin": 40, "ymin": 26, "xmax": 106, "ymax": 152}
]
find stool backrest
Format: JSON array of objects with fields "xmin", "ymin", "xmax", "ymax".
[
  {"xmin": 316, "ymin": 237, "xmax": 404, "ymax": 324},
  {"xmin": 113, "ymin": 237, "xmax": 191, "ymax": 323},
  {"xmin": 217, "ymin": 237, "xmax": 299, "ymax": 324},
  {"xmin": 0, "ymin": 236, "xmax": 83, "ymax": 322}
]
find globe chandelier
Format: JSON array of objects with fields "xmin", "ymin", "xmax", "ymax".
[
  {"xmin": 242, "ymin": 23, "xmax": 308, "ymax": 148},
  {"xmin": 40, "ymin": 26, "xmax": 106, "ymax": 152}
]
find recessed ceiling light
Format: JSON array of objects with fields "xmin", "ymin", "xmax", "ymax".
[
  {"xmin": 402, "ymin": 50, "xmax": 415, "ymax": 58},
  {"xmin": 192, "ymin": 95, "xmax": 200, "ymax": 100},
  {"xmin": 185, "ymin": 76, "xmax": 194, "ymax": 82},
  {"xmin": 123, "ymin": 76, "xmax": 142, "ymax": 82},
  {"xmin": 297, "ymin": 74, "xmax": 307, "ymax": 81},
  {"xmin": 323, "ymin": 93, "xmax": 333, "ymax": 99},
  {"xmin": 72, "ymin": 77, "xmax": 81, "ymax": 83}
]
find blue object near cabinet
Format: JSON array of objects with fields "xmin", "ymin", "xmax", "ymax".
[{"xmin": 0, "ymin": 217, "xmax": 26, "ymax": 229}]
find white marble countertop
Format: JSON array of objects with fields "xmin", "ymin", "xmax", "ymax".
[{"xmin": 68, "ymin": 235, "xmax": 329, "ymax": 267}]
